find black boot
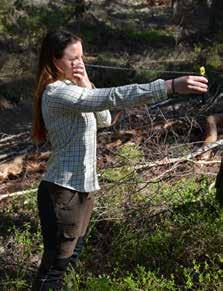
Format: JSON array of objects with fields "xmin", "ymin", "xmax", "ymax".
[{"xmin": 31, "ymin": 252, "xmax": 70, "ymax": 291}]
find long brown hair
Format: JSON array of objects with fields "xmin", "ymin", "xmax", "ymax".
[{"xmin": 32, "ymin": 30, "xmax": 81, "ymax": 144}]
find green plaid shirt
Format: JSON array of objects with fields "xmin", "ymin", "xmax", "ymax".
[{"xmin": 41, "ymin": 79, "xmax": 167, "ymax": 192}]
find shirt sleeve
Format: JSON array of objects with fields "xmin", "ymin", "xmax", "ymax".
[
  {"xmin": 90, "ymin": 82, "xmax": 112, "ymax": 128},
  {"xmin": 45, "ymin": 79, "xmax": 167, "ymax": 112},
  {"xmin": 95, "ymin": 110, "xmax": 112, "ymax": 128}
]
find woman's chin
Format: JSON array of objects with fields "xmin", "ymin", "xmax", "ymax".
[{"xmin": 65, "ymin": 76, "xmax": 76, "ymax": 82}]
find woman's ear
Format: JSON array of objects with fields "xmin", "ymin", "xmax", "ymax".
[{"xmin": 53, "ymin": 57, "xmax": 64, "ymax": 75}]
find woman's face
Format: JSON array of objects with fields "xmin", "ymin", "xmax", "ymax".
[{"xmin": 54, "ymin": 40, "xmax": 84, "ymax": 81}]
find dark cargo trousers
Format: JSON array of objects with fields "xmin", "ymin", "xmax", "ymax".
[{"xmin": 32, "ymin": 181, "xmax": 94, "ymax": 291}]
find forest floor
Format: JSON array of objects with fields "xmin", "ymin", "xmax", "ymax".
[
  {"xmin": 0, "ymin": 1, "xmax": 223, "ymax": 291},
  {"xmin": 0, "ymin": 0, "xmax": 173, "ymax": 196},
  {"xmin": 0, "ymin": 0, "xmax": 221, "ymax": 197}
]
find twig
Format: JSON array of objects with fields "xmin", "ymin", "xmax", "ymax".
[
  {"xmin": 0, "ymin": 132, "xmax": 30, "ymax": 143},
  {"xmin": 0, "ymin": 145, "xmax": 33, "ymax": 163},
  {"xmin": 0, "ymin": 188, "xmax": 37, "ymax": 201}
]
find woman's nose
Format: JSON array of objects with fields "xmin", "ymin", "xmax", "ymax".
[{"xmin": 72, "ymin": 60, "xmax": 83, "ymax": 67}]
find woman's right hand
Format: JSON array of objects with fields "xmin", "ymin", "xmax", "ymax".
[
  {"xmin": 165, "ymin": 76, "xmax": 208, "ymax": 96},
  {"xmin": 72, "ymin": 61, "xmax": 92, "ymax": 89}
]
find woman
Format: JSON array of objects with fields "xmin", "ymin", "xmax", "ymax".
[{"xmin": 31, "ymin": 30, "xmax": 208, "ymax": 290}]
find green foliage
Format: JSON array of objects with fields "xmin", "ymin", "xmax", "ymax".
[
  {"xmin": 101, "ymin": 143, "xmax": 143, "ymax": 179},
  {"xmin": 64, "ymin": 267, "xmax": 177, "ymax": 290},
  {"xmin": 119, "ymin": 143, "xmax": 143, "ymax": 163},
  {"xmin": 85, "ymin": 274, "xmax": 116, "ymax": 290},
  {"xmin": 1, "ymin": 176, "xmax": 223, "ymax": 290},
  {"xmin": 98, "ymin": 144, "xmax": 144, "ymax": 220},
  {"xmin": 63, "ymin": 269, "xmax": 81, "ymax": 291},
  {"xmin": 1, "ymin": 2, "xmax": 223, "ymax": 290},
  {"xmin": 1, "ymin": 0, "xmax": 89, "ymax": 48},
  {"xmin": 193, "ymin": 42, "xmax": 223, "ymax": 72},
  {"xmin": 0, "ymin": 189, "xmax": 42, "ymax": 290},
  {"xmin": 1, "ymin": 276, "xmax": 28, "ymax": 291},
  {"xmin": 206, "ymin": 47, "xmax": 222, "ymax": 69},
  {"xmin": 92, "ymin": 174, "xmax": 223, "ymax": 289},
  {"xmin": 136, "ymin": 69, "xmax": 160, "ymax": 82},
  {"xmin": 97, "ymin": 148, "xmax": 222, "ymax": 291},
  {"xmin": 125, "ymin": 27, "xmax": 175, "ymax": 47}
]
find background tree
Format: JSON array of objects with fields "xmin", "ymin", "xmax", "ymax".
[
  {"xmin": 209, "ymin": 0, "xmax": 223, "ymax": 33},
  {"xmin": 172, "ymin": 0, "xmax": 210, "ymax": 44},
  {"xmin": 172, "ymin": 0, "xmax": 223, "ymax": 44},
  {"xmin": 1, "ymin": 0, "xmax": 89, "ymax": 49}
]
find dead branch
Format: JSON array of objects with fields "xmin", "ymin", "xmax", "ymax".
[
  {"xmin": 0, "ymin": 132, "xmax": 30, "ymax": 144},
  {"xmin": 136, "ymin": 139, "xmax": 223, "ymax": 171},
  {"xmin": 0, "ymin": 188, "xmax": 37, "ymax": 201},
  {"xmin": 187, "ymin": 139, "xmax": 223, "ymax": 159},
  {"xmin": 0, "ymin": 145, "xmax": 33, "ymax": 164}
]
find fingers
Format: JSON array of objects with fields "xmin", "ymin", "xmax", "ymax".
[
  {"xmin": 72, "ymin": 64, "xmax": 92, "ymax": 88},
  {"xmin": 187, "ymin": 76, "xmax": 208, "ymax": 93},
  {"xmin": 174, "ymin": 75, "xmax": 208, "ymax": 94},
  {"xmin": 72, "ymin": 70, "xmax": 85, "ymax": 78},
  {"xmin": 190, "ymin": 75, "xmax": 208, "ymax": 83},
  {"xmin": 187, "ymin": 85, "xmax": 208, "ymax": 93},
  {"xmin": 72, "ymin": 65, "xmax": 85, "ymax": 83},
  {"xmin": 72, "ymin": 73, "xmax": 83, "ymax": 80},
  {"xmin": 72, "ymin": 65, "xmax": 85, "ymax": 76}
]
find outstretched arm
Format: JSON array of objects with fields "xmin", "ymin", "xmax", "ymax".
[{"xmin": 45, "ymin": 61, "xmax": 208, "ymax": 113}]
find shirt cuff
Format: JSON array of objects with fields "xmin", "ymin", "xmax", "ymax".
[{"xmin": 149, "ymin": 79, "xmax": 168, "ymax": 103}]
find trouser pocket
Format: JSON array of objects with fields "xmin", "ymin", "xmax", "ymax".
[{"xmin": 48, "ymin": 185, "xmax": 94, "ymax": 258}]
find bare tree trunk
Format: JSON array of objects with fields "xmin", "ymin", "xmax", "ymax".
[
  {"xmin": 209, "ymin": 0, "xmax": 223, "ymax": 33},
  {"xmin": 172, "ymin": 0, "xmax": 210, "ymax": 44}
]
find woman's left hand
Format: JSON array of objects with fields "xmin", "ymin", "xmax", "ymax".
[{"xmin": 165, "ymin": 76, "xmax": 208, "ymax": 96}]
